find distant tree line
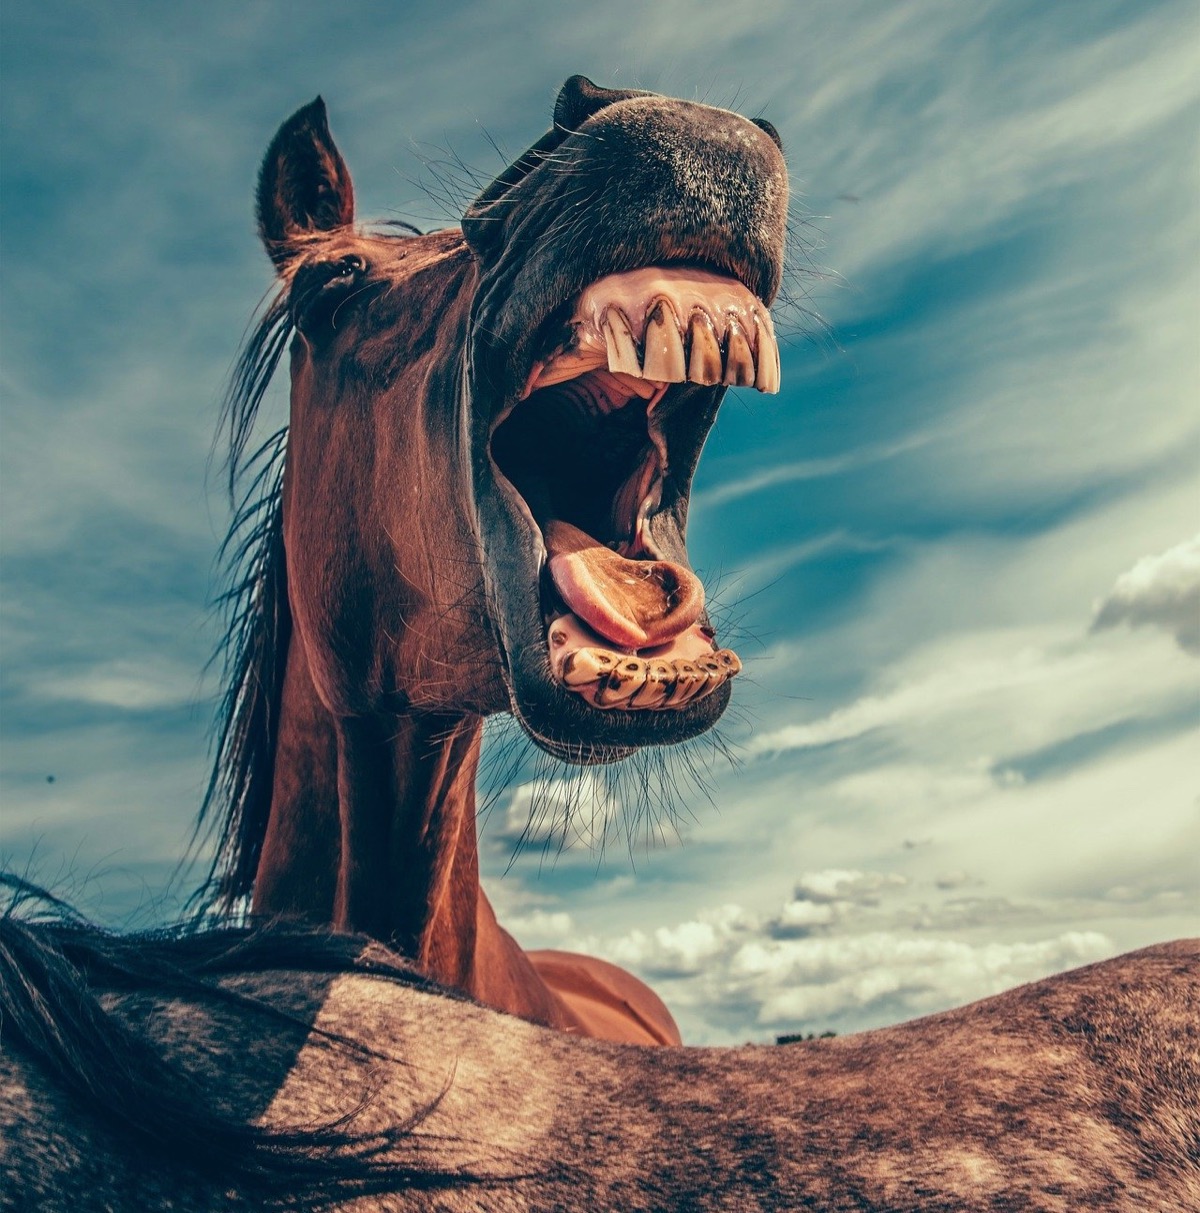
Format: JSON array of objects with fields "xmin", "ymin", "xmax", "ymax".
[{"xmin": 775, "ymin": 1030, "xmax": 837, "ymax": 1045}]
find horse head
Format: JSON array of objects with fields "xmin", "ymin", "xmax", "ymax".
[
  {"xmin": 208, "ymin": 79, "xmax": 787, "ymax": 1038},
  {"xmin": 257, "ymin": 75, "xmax": 788, "ymax": 763}
]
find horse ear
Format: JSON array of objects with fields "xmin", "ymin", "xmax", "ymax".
[{"xmin": 256, "ymin": 98, "xmax": 355, "ymax": 270}]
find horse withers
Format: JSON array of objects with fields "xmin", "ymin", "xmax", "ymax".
[
  {"xmin": 2, "ymin": 895, "xmax": 1197, "ymax": 1212},
  {"xmin": 200, "ymin": 77, "xmax": 788, "ymax": 1043}
]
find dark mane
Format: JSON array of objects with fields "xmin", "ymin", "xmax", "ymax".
[
  {"xmin": 191, "ymin": 292, "xmax": 294, "ymax": 913},
  {"xmin": 0, "ymin": 876, "xmax": 476, "ymax": 1204}
]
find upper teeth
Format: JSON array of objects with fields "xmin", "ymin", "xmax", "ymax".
[
  {"xmin": 529, "ymin": 268, "xmax": 782, "ymax": 398},
  {"xmin": 602, "ymin": 299, "xmax": 780, "ymax": 393}
]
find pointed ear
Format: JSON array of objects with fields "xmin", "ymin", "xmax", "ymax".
[{"xmin": 256, "ymin": 98, "xmax": 355, "ymax": 269}]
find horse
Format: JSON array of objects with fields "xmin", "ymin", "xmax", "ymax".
[
  {"xmin": 196, "ymin": 75, "xmax": 788, "ymax": 1046},
  {"xmin": 3, "ymin": 884, "xmax": 1197, "ymax": 1211}
]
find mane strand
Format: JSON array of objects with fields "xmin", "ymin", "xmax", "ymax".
[{"xmin": 189, "ymin": 293, "xmax": 294, "ymax": 915}]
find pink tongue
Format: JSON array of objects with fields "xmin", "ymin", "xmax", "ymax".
[{"xmin": 545, "ymin": 520, "xmax": 705, "ymax": 651}]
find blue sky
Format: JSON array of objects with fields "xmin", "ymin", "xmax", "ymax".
[{"xmin": 2, "ymin": 0, "xmax": 1197, "ymax": 1043}]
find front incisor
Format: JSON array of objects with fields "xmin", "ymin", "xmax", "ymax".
[
  {"xmin": 663, "ymin": 661, "xmax": 702, "ymax": 707},
  {"xmin": 723, "ymin": 319, "xmax": 755, "ymax": 387},
  {"xmin": 642, "ymin": 302, "xmax": 686, "ymax": 382},
  {"xmin": 602, "ymin": 309, "xmax": 641, "ymax": 376},
  {"xmin": 629, "ymin": 660, "xmax": 673, "ymax": 708},
  {"xmin": 754, "ymin": 314, "xmax": 780, "ymax": 394},
  {"xmin": 687, "ymin": 311, "xmax": 723, "ymax": 385},
  {"xmin": 594, "ymin": 658, "xmax": 649, "ymax": 707},
  {"xmin": 562, "ymin": 648, "xmax": 617, "ymax": 686}
]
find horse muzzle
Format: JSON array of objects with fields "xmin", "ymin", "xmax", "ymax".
[
  {"xmin": 482, "ymin": 265, "xmax": 781, "ymax": 753},
  {"xmin": 466, "ymin": 81, "xmax": 788, "ymax": 759}
]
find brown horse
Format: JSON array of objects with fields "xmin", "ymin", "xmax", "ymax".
[
  {"xmin": 3, "ymin": 895, "xmax": 1197, "ymax": 1212},
  {"xmin": 198, "ymin": 77, "xmax": 788, "ymax": 1045}
]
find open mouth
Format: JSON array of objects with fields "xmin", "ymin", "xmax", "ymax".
[{"xmin": 489, "ymin": 266, "xmax": 780, "ymax": 714}]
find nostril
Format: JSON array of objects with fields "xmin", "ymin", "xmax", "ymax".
[
  {"xmin": 555, "ymin": 75, "xmax": 641, "ymax": 133},
  {"xmin": 751, "ymin": 117, "xmax": 783, "ymax": 150}
]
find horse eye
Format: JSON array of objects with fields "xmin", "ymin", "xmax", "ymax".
[{"xmin": 291, "ymin": 255, "xmax": 370, "ymax": 337}]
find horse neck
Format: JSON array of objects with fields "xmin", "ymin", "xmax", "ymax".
[
  {"xmin": 252, "ymin": 637, "xmax": 486, "ymax": 989},
  {"xmin": 338, "ymin": 711, "xmax": 485, "ymax": 980}
]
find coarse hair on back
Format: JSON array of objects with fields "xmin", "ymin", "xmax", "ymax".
[{"xmin": 0, "ymin": 875, "xmax": 482, "ymax": 1204}]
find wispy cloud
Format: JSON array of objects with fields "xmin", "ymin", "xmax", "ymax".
[
  {"xmin": 744, "ymin": 623, "xmax": 1196, "ymax": 759},
  {"xmin": 781, "ymin": 2, "xmax": 1200, "ymax": 280},
  {"xmin": 695, "ymin": 432, "xmax": 937, "ymax": 510},
  {"xmin": 31, "ymin": 657, "xmax": 202, "ymax": 712}
]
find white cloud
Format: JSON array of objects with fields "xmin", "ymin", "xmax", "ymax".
[
  {"xmin": 776, "ymin": 899, "xmax": 835, "ymax": 930},
  {"xmin": 745, "ymin": 620, "xmax": 1196, "ymax": 761},
  {"xmin": 793, "ymin": 868, "xmax": 907, "ymax": 905},
  {"xmin": 580, "ymin": 876, "xmax": 1116, "ymax": 1038},
  {"xmin": 744, "ymin": 632, "xmax": 1065, "ymax": 756},
  {"xmin": 610, "ymin": 904, "xmax": 756, "ymax": 977},
  {"xmin": 1092, "ymin": 535, "xmax": 1200, "ymax": 655},
  {"xmin": 749, "ymin": 931, "xmax": 1111, "ymax": 1027},
  {"xmin": 502, "ymin": 908, "xmax": 575, "ymax": 943}
]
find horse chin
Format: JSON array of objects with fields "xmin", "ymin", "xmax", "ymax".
[
  {"xmin": 507, "ymin": 668, "xmax": 734, "ymax": 767},
  {"xmin": 478, "ymin": 264, "xmax": 779, "ymax": 761}
]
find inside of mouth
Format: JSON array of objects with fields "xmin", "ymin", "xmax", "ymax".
[
  {"xmin": 489, "ymin": 265, "xmax": 777, "ymax": 709},
  {"xmin": 490, "ymin": 369, "xmax": 659, "ymax": 557},
  {"xmin": 491, "ymin": 367, "xmax": 706, "ymax": 652}
]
